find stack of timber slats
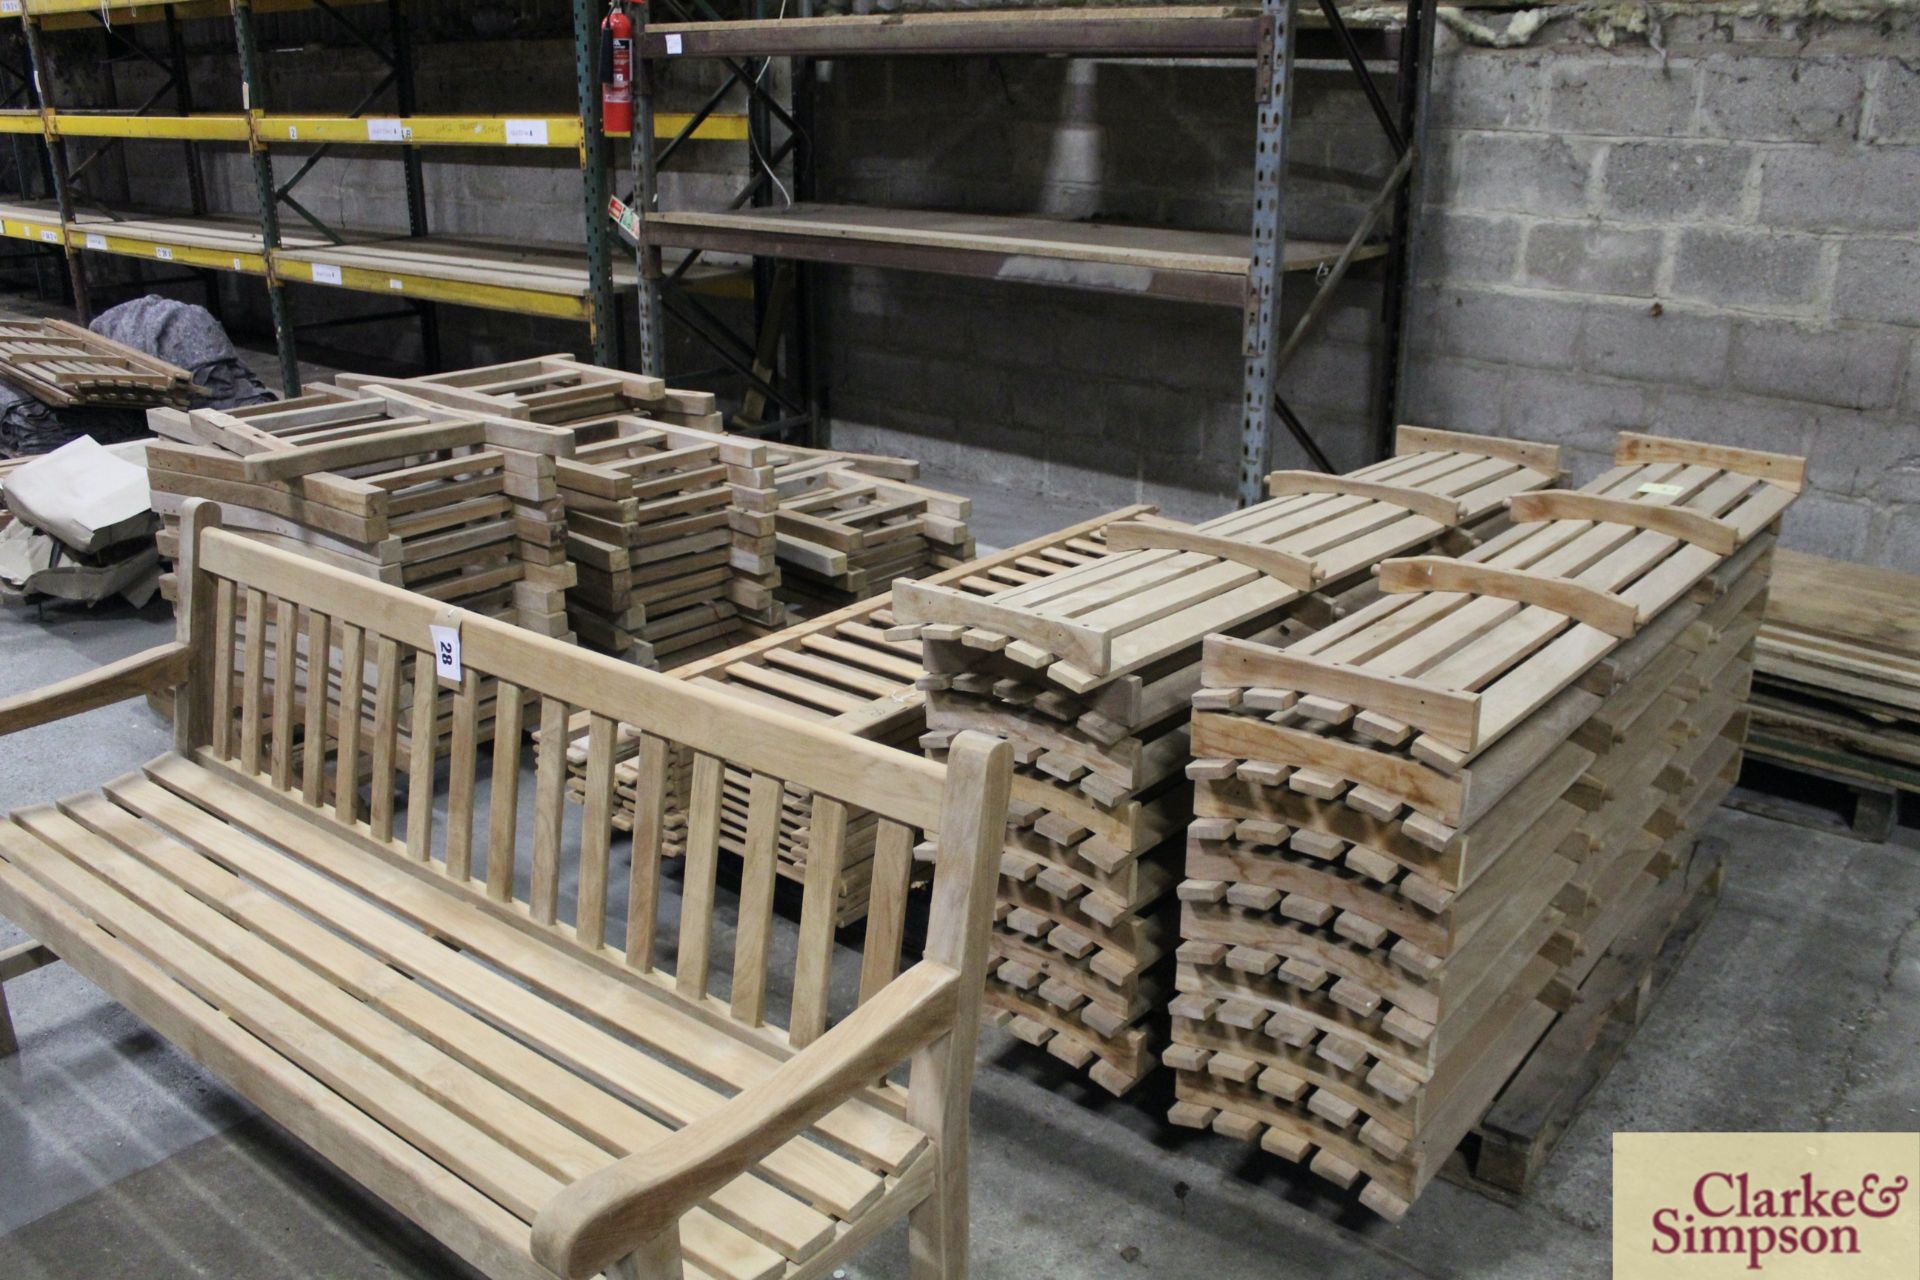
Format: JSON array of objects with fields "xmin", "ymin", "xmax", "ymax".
[
  {"xmin": 1748, "ymin": 548, "xmax": 1920, "ymax": 800},
  {"xmin": 890, "ymin": 428, "xmax": 1565, "ymax": 1095},
  {"xmin": 0, "ymin": 315, "xmax": 198, "ymax": 408},
  {"xmin": 1166, "ymin": 431, "xmax": 1801, "ymax": 1219},
  {"xmin": 555, "ymin": 505, "xmax": 1154, "ymax": 926},
  {"xmin": 338, "ymin": 356, "xmax": 786, "ymax": 663},
  {"xmin": 145, "ymin": 387, "xmax": 577, "ymax": 766},
  {"xmin": 765, "ymin": 442, "xmax": 976, "ymax": 608}
]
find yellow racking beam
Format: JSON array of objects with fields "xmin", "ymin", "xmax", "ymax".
[
  {"xmin": 270, "ymin": 255, "xmax": 594, "ymax": 321},
  {"xmin": 256, "ymin": 112, "xmax": 747, "ymax": 146},
  {"xmin": 74, "ymin": 228, "xmax": 268, "ymax": 274},
  {"xmin": 54, "ymin": 113, "xmax": 253, "ymax": 141},
  {"xmin": 17, "ymin": 1, "xmax": 382, "ymax": 29},
  {"xmin": 0, "ymin": 111, "xmax": 746, "ymax": 146}
]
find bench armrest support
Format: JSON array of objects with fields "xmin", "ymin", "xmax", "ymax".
[
  {"xmin": 530, "ymin": 960, "xmax": 961, "ymax": 1280},
  {"xmin": 0, "ymin": 641, "xmax": 191, "ymax": 738}
]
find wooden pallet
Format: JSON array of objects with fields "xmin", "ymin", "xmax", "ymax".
[
  {"xmin": 0, "ymin": 315, "xmax": 199, "ymax": 409},
  {"xmin": 903, "ymin": 427, "xmax": 1566, "ymax": 1097},
  {"xmin": 552, "ymin": 504, "xmax": 1153, "ymax": 927},
  {"xmin": 1169, "ymin": 432, "xmax": 1799, "ymax": 1219},
  {"xmin": 1441, "ymin": 836, "xmax": 1725, "ymax": 1201}
]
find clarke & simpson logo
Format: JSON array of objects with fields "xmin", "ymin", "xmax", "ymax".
[{"xmin": 1613, "ymin": 1134, "xmax": 1920, "ymax": 1278}]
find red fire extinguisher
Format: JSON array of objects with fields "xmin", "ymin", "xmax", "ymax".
[{"xmin": 601, "ymin": 2, "xmax": 634, "ymax": 134}]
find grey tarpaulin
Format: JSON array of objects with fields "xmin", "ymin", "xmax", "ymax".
[
  {"xmin": 0, "ymin": 380, "xmax": 146, "ymax": 456},
  {"xmin": 88, "ymin": 296, "xmax": 275, "ymax": 411}
]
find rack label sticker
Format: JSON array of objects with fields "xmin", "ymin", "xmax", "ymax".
[
  {"xmin": 388, "ymin": 278, "xmax": 404, "ymax": 290},
  {"xmin": 366, "ymin": 118, "xmax": 408, "ymax": 142},
  {"xmin": 0, "ymin": 3, "xmax": 22, "ymax": 15},
  {"xmin": 155, "ymin": 246, "xmax": 174, "ymax": 260},
  {"xmin": 233, "ymin": 257, "xmax": 244, "ymax": 271},
  {"xmin": 505, "ymin": 119, "xmax": 549, "ymax": 146},
  {"xmin": 665, "ymin": 33, "xmax": 683, "ymax": 55},
  {"xmin": 38, "ymin": 229, "xmax": 57, "ymax": 243},
  {"xmin": 1637, "ymin": 482, "xmax": 1686, "ymax": 497},
  {"xmin": 430, "ymin": 624, "xmax": 462, "ymax": 682},
  {"xmin": 287, "ymin": 125, "xmax": 298, "ymax": 140},
  {"xmin": 312, "ymin": 263, "xmax": 344, "ymax": 285},
  {"xmin": 85, "ymin": 233, "xmax": 107, "ymax": 250}
]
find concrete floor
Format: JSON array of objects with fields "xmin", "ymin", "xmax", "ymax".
[{"xmin": 1, "ymin": 316, "xmax": 1916, "ymax": 1277}]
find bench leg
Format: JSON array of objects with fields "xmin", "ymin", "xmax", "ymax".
[
  {"xmin": 907, "ymin": 1144, "xmax": 967, "ymax": 1280},
  {"xmin": 607, "ymin": 1228, "xmax": 683, "ymax": 1280},
  {"xmin": 0, "ymin": 939, "xmax": 60, "ymax": 1057}
]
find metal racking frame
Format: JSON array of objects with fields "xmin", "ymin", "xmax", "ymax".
[
  {"xmin": 0, "ymin": 0, "xmax": 744, "ymax": 395},
  {"xmin": 628, "ymin": 1, "xmax": 1438, "ymax": 503}
]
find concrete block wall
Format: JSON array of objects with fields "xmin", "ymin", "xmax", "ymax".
[{"xmin": 1406, "ymin": 12, "xmax": 1920, "ymax": 570}]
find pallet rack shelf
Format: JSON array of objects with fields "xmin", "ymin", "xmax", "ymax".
[
  {"xmin": 630, "ymin": 1, "xmax": 1436, "ymax": 496},
  {"xmin": 0, "ymin": 1, "xmax": 746, "ymax": 394}
]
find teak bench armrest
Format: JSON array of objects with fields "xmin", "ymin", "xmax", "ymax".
[
  {"xmin": 531, "ymin": 959, "xmax": 963, "ymax": 1279},
  {"xmin": 0, "ymin": 641, "xmax": 191, "ymax": 738}
]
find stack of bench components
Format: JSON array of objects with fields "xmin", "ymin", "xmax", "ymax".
[
  {"xmin": 1747, "ymin": 549, "xmax": 1920, "ymax": 822},
  {"xmin": 766, "ymin": 442, "xmax": 976, "ymax": 609},
  {"xmin": 338, "ymin": 356, "xmax": 785, "ymax": 663},
  {"xmin": 145, "ymin": 389, "xmax": 576, "ymax": 764},
  {"xmin": 556, "ymin": 506, "xmax": 1149, "ymax": 926},
  {"xmin": 0, "ymin": 315, "xmax": 199, "ymax": 409},
  {"xmin": 889, "ymin": 428, "xmax": 1564, "ymax": 1095},
  {"xmin": 1165, "ymin": 432, "xmax": 1800, "ymax": 1219}
]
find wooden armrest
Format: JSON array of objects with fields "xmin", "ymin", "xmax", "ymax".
[
  {"xmin": 530, "ymin": 961, "xmax": 962, "ymax": 1280},
  {"xmin": 0, "ymin": 641, "xmax": 190, "ymax": 738}
]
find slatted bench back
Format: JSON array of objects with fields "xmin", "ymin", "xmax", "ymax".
[{"xmin": 174, "ymin": 502, "xmax": 963, "ymax": 1048}]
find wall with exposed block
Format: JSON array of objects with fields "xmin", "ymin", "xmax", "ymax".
[
  {"xmin": 58, "ymin": 4, "xmax": 1920, "ymax": 570},
  {"xmin": 817, "ymin": 4, "xmax": 1920, "ymax": 570}
]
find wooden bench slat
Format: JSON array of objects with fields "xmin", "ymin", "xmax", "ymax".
[
  {"xmin": 300, "ymin": 609, "xmax": 331, "ymax": 807},
  {"xmin": 729, "ymin": 771, "xmax": 785, "ymax": 1028},
  {"xmin": 115, "ymin": 764, "xmax": 908, "ymax": 1208},
  {"xmin": 53, "ymin": 792, "xmax": 834, "ymax": 1270},
  {"xmin": 625, "ymin": 732, "xmax": 669, "ymax": 972},
  {"xmin": 575, "ymin": 715, "xmax": 618, "ymax": 953},
  {"xmin": 529, "ymin": 698, "xmax": 569, "ymax": 927},
  {"xmin": 858, "ymin": 820, "xmax": 916, "ymax": 1006},
  {"xmin": 268, "ymin": 599, "xmax": 299, "ymax": 791},
  {"xmin": 486, "ymin": 682, "xmax": 526, "ymax": 903},
  {"xmin": 677, "ymin": 752, "xmax": 726, "ymax": 1001},
  {"xmin": 403, "ymin": 651, "xmax": 438, "ymax": 862},
  {"xmin": 0, "ymin": 840, "xmax": 564, "ymax": 1280},
  {"xmin": 790, "ymin": 797, "xmax": 851, "ymax": 1048},
  {"xmin": 0, "ymin": 815, "xmax": 566, "ymax": 1224}
]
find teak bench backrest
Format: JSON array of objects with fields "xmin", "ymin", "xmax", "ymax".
[{"xmin": 171, "ymin": 500, "xmax": 1011, "ymax": 1058}]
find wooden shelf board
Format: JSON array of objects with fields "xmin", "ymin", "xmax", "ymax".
[{"xmin": 642, "ymin": 202, "xmax": 1378, "ymax": 305}]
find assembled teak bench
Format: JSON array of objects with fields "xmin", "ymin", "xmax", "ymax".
[{"xmin": 0, "ymin": 499, "xmax": 1013, "ymax": 1280}]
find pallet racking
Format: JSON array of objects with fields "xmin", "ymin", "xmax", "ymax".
[
  {"xmin": 0, "ymin": 0, "xmax": 744, "ymax": 394},
  {"xmin": 629, "ymin": 1, "xmax": 1437, "ymax": 494}
]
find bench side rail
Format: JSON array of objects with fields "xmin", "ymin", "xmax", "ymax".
[{"xmin": 181, "ymin": 515, "xmax": 1006, "ymax": 1054}]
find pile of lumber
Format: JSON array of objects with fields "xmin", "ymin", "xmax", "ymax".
[
  {"xmin": 1748, "ymin": 548, "xmax": 1920, "ymax": 799},
  {"xmin": 0, "ymin": 316, "xmax": 199, "ymax": 408},
  {"xmin": 766, "ymin": 442, "xmax": 976, "ymax": 608},
  {"xmin": 555, "ymin": 506, "xmax": 1150, "ymax": 926},
  {"xmin": 891, "ymin": 428, "xmax": 1564, "ymax": 1095},
  {"xmin": 1164, "ymin": 432, "xmax": 1800, "ymax": 1218},
  {"xmin": 340, "ymin": 356, "xmax": 786, "ymax": 662},
  {"xmin": 145, "ymin": 388, "xmax": 577, "ymax": 763}
]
